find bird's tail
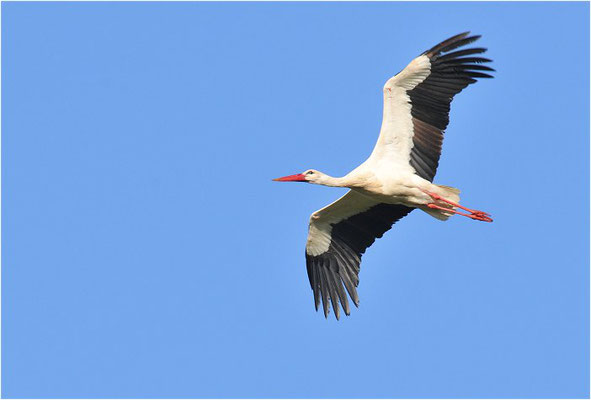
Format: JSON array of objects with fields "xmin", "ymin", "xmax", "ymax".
[{"xmin": 420, "ymin": 185, "xmax": 461, "ymax": 221}]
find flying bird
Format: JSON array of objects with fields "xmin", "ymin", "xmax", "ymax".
[{"xmin": 274, "ymin": 32, "xmax": 494, "ymax": 319}]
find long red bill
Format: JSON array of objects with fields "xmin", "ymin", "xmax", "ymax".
[{"xmin": 272, "ymin": 173, "xmax": 307, "ymax": 182}]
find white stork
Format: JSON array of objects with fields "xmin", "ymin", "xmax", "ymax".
[{"xmin": 274, "ymin": 32, "xmax": 494, "ymax": 319}]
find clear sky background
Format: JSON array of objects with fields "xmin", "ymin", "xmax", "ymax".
[{"xmin": 2, "ymin": 2, "xmax": 589, "ymax": 398}]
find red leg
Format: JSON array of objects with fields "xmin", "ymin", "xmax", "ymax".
[
  {"xmin": 424, "ymin": 191, "xmax": 493, "ymax": 223},
  {"xmin": 427, "ymin": 203, "xmax": 493, "ymax": 222}
]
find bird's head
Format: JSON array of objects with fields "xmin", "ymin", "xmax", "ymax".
[{"xmin": 273, "ymin": 169, "xmax": 326, "ymax": 185}]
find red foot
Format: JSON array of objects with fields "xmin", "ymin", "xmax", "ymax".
[{"xmin": 424, "ymin": 191, "xmax": 493, "ymax": 223}]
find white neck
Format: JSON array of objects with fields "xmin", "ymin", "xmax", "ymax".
[{"xmin": 317, "ymin": 173, "xmax": 363, "ymax": 188}]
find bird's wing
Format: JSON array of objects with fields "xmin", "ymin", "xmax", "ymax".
[
  {"xmin": 306, "ymin": 190, "xmax": 414, "ymax": 319},
  {"xmin": 369, "ymin": 32, "xmax": 494, "ymax": 181}
]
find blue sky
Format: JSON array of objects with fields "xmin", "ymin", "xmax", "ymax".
[{"xmin": 2, "ymin": 2, "xmax": 589, "ymax": 398}]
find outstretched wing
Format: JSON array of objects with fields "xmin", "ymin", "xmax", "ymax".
[
  {"xmin": 305, "ymin": 191, "xmax": 414, "ymax": 319},
  {"xmin": 370, "ymin": 32, "xmax": 494, "ymax": 181}
]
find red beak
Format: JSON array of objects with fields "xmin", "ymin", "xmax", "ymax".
[{"xmin": 273, "ymin": 173, "xmax": 307, "ymax": 182}]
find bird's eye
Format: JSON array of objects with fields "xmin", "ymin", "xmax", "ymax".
[{"xmin": 307, "ymin": 171, "xmax": 314, "ymax": 175}]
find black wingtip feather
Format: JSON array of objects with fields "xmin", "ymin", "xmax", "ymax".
[
  {"xmin": 436, "ymin": 35, "xmax": 482, "ymax": 55},
  {"xmin": 325, "ymin": 268, "xmax": 341, "ymax": 320},
  {"xmin": 329, "ymin": 263, "xmax": 350, "ymax": 316},
  {"xmin": 425, "ymin": 32, "xmax": 470, "ymax": 56},
  {"xmin": 319, "ymin": 265, "xmax": 330, "ymax": 318},
  {"xmin": 440, "ymin": 56, "xmax": 492, "ymax": 65},
  {"xmin": 466, "ymin": 71, "xmax": 494, "ymax": 78}
]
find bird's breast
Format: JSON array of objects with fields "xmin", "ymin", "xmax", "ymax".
[{"xmin": 352, "ymin": 174, "xmax": 432, "ymax": 206}]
